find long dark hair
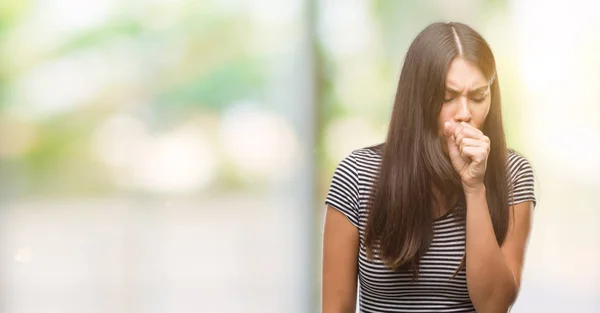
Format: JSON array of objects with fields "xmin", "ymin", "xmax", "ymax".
[{"xmin": 364, "ymin": 22, "xmax": 509, "ymax": 278}]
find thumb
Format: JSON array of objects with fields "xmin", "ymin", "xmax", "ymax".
[{"xmin": 443, "ymin": 121, "xmax": 455, "ymax": 138}]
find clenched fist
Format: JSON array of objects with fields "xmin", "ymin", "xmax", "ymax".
[{"xmin": 443, "ymin": 121, "xmax": 490, "ymax": 192}]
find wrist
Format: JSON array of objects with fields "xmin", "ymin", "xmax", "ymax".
[{"xmin": 463, "ymin": 183, "xmax": 486, "ymax": 196}]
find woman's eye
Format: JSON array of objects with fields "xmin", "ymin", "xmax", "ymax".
[
  {"xmin": 472, "ymin": 97, "xmax": 486, "ymax": 103},
  {"xmin": 443, "ymin": 98, "xmax": 454, "ymax": 103}
]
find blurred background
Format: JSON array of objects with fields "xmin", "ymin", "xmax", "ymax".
[{"xmin": 0, "ymin": 0, "xmax": 598, "ymax": 312}]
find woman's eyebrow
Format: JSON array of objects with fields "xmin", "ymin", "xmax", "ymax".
[{"xmin": 445, "ymin": 85, "xmax": 489, "ymax": 95}]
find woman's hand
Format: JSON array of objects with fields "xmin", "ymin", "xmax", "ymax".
[{"xmin": 443, "ymin": 121, "xmax": 490, "ymax": 193}]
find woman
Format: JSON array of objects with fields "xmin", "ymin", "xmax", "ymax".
[{"xmin": 322, "ymin": 22, "xmax": 536, "ymax": 313}]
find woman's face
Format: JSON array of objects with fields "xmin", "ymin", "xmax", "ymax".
[{"xmin": 438, "ymin": 57, "xmax": 491, "ymax": 153}]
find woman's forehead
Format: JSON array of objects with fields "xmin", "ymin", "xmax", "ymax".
[{"xmin": 445, "ymin": 58, "xmax": 488, "ymax": 88}]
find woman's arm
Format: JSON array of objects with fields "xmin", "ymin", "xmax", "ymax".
[
  {"xmin": 443, "ymin": 121, "xmax": 534, "ymax": 312},
  {"xmin": 322, "ymin": 205, "xmax": 359, "ymax": 313},
  {"xmin": 464, "ymin": 186, "xmax": 534, "ymax": 313}
]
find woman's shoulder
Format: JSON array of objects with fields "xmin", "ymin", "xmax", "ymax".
[
  {"xmin": 506, "ymin": 148, "xmax": 535, "ymax": 181},
  {"xmin": 346, "ymin": 143, "xmax": 384, "ymax": 167},
  {"xmin": 352, "ymin": 143, "xmax": 383, "ymax": 157},
  {"xmin": 506, "ymin": 149, "xmax": 537, "ymax": 206},
  {"xmin": 506, "ymin": 148, "xmax": 533, "ymax": 169},
  {"xmin": 333, "ymin": 144, "xmax": 384, "ymax": 178}
]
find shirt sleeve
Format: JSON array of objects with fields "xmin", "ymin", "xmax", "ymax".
[
  {"xmin": 324, "ymin": 152, "xmax": 360, "ymax": 227},
  {"xmin": 507, "ymin": 152, "xmax": 537, "ymax": 208}
]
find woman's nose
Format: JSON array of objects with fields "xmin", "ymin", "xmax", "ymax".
[{"xmin": 454, "ymin": 98, "xmax": 472, "ymax": 123}]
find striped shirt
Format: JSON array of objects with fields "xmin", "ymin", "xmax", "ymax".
[{"xmin": 324, "ymin": 147, "xmax": 536, "ymax": 313}]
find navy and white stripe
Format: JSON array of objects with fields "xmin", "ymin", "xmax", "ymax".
[{"xmin": 325, "ymin": 147, "xmax": 536, "ymax": 313}]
